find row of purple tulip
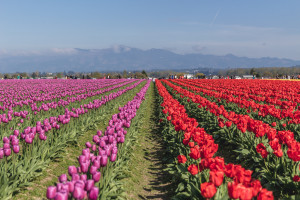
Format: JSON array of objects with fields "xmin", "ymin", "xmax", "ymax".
[
  {"xmin": 46, "ymin": 80, "xmax": 151, "ymax": 200},
  {"xmin": 0, "ymin": 79, "xmax": 133, "ymax": 127},
  {"xmin": 0, "ymin": 80, "xmax": 143, "ymax": 160}
]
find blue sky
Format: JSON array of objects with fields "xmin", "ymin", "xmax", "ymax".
[{"xmin": 0, "ymin": 0, "xmax": 300, "ymax": 59}]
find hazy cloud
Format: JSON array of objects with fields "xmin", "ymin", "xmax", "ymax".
[{"xmin": 192, "ymin": 45, "xmax": 207, "ymax": 52}]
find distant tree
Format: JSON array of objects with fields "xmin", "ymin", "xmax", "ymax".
[
  {"xmin": 11, "ymin": 73, "xmax": 19, "ymax": 79},
  {"xmin": 176, "ymin": 72, "xmax": 184, "ymax": 78},
  {"xmin": 4, "ymin": 73, "xmax": 11, "ymax": 79},
  {"xmin": 195, "ymin": 73, "xmax": 205, "ymax": 79},
  {"xmin": 20, "ymin": 72, "xmax": 28, "ymax": 78},
  {"xmin": 123, "ymin": 70, "xmax": 128, "ymax": 78},
  {"xmin": 90, "ymin": 72, "xmax": 104, "ymax": 79},
  {"xmin": 134, "ymin": 72, "xmax": 146, "ymax": 79},
  {"xmin": 141, "ymin": 70, "xmax": 148, "ymax": 78},
  {"xmin": 31, "ymin": 71, "xmax": 40, "ymax": 79},
  {"xmin": 56, "ymin": 72, "xmax": 63, "ymax": 78},
  {"xmin": 0, "ymin": 73, "xmax": 3, "ymax": 79},
  {"xmin": 250, "ymin": 68, "xmax": 256, "ymax": 75}
]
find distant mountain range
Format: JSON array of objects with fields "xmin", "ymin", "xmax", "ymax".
[{"xmin": 0, "ymin": 45, "xmax": 299, "ymax": 72}]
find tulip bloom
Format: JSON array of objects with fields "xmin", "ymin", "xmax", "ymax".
[
  {"xmin": 177, "ymin": 155, "xmax": 187, "ymax": 164},
  {"xmin": 92, "ymin": 171, "xmax": 101, "ymax": 182},
  {"xmin": 46, "ymin": 186, "xmax": 57, "ymax": 199},
  {"xmin": 200, "ymin": 182, "xmax": 217, "ymax": 199},
  {"xmin": 89, "ymin": 187, "xmax": 99, "ymax": 200}
]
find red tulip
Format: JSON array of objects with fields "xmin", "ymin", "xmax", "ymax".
[{"xmin": 200, "ymin": 182, "xmax": 217, "ymax": 199}]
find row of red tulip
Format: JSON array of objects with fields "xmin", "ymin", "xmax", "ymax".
[
  {"xmin": 171, "ymin": 79, "xmax": 299, "ymax": 122},
  {"xmin": 165, "ymin": 79, "xmax": 300, "ymax": 163},
  {"xmin": 189, "ymin": 79, "xmax": 300, "ymax": 105},
  {"xmin": 156, "ymin": 79, "xmax": 274, "ymax": 199}
]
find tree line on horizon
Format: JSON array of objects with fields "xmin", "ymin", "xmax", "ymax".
[{"xmin": 1, "ymin": 65, "xmax": 300, "ymax": 79}]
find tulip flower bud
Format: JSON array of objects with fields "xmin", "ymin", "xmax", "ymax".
[
  {"xmin": 3, "ymin": 137, "xmax": 9, "ymax": 143},
  {"xmin": 3, "ymin": 143, "xmax": 10, "ymax": 149},
  {"xmin": 89, "ymin": 187, "xmax": 99, "ymax": 200},
  {"xmin": 92, "ymin": 171, "xmax": 101, "ymax": 182},
  {"xmin": 67, "ymin": 181, "xmax": 75, "ymax": 193},
  {"xmin": 80, "ymin": 162, "xmax": 89, "ymax": 173},
  {"xmin": 68, "ymin": 166, "xmax": 77, "ymax": 176},
  {"xmin": 0, "ymin": 149, "xmax": 4, "ymax": 159},
  {"xmin": 4, "ymin": 148, "xmax": 11, "ymax": 157},
  {"xmin": 97, "ymin": 130, "xmax": 102, "ymax": 136},
  {"xmin": 85, "ymin": 142, "xmax": 92, "ymax": 148},
  {"xmin": 46, "ymin": 186, "xmax": 57, "ymax": 199},
  {"xmin": 80, "ymin": 174, "xmax": 87, "ymax": 181},
  {"xmin": 85, "ymin": 180, "xmax": 94, "ymax": 191},
  {"xmin": 59, "ymin": 174, "xmax": 68, "ymax": 183},
  {"xmin": 55, "ymin": 191, "xmax": 68, "ymax": 200},
  {"xmin": 72, "ymin": 174, "xmax": 80, "ymax": 181},
  {"xmin": 14, "ymin": 129, "xmax": 19, "ymax": 136},
  {"xmin": 110, "ymin": 153, "xmax": 117, "ymax": 162},
  {"xmin": 13, "ymin": 145, "xmax": 20, "ymax": 153},
  {"xmin": 89, "ymin": 165, "xmax": 98, "ymax": 174}
]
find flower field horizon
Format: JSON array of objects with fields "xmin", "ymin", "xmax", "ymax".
[{"xmin": 0, "ymin": 78, "xmax": 299, "ymax": 199}]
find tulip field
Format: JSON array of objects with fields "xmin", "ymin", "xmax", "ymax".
[
  {"xmin": 157, "ymin": 79, "xmax": 300, "ymax": 200},
  {"xmin": 0, "ymin": 78, "xmax": 299, "ymax": 199}
]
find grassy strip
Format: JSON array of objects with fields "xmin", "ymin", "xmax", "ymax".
[
  {"xmin": 122, "ymin": 82, "xmax": 177, "ymax": 200},
  {"xmin": 12, "ymin": 81, "xmax": 146, "ymax": 200}
]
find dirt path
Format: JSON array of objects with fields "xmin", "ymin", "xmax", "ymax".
[{"xmin": 123, "ymin": 82, "xmax": 176, "ymax": 200}]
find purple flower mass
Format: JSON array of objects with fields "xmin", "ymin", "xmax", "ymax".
[{"xmin": 43, "ymin": 80, "xmax": 150, "ymax": 199}]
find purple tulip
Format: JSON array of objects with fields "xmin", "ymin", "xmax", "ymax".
[
  {"xmin": 25, "ymin": 135, "xmax": 33, "ymax": 144},
  {"xmin": 11, "ymin": 139, "xmax": 19, "ymax": 146},
  {"xmin": 78, "ymin": 155, "xmax": 87, "ymax": 164},
  {"xmin": 73, "ymin": 186, "xmax": 84, "ymax": 199},
  {"xmin": 74, "ymin": 180, "xmax": 85, "ymax": 189},
  {"xmin": 92, "ymin": 171, "xmax": 101, "ymax": 182},
  {"xmin": 101, "ymin": 155, "xmax": 108, "ymax": 167},
  {"xmin": 59, "ymin": 174, "xmax": 68, "ymax": 183},
  {"xmin": 61, "ymin": 184, "xmax": 69, "ymax": 193},
  {"xmin": 93, "ymin": 160, "xmax": 100, "ymax": 168},
  {"xmin": 72, "ymin": 174, "xmax": 80, "ymax": 181},
  {"xmin": 54, "ymin": 191, "xmax": 68, "ymax": 200},
  {"xmin": 119, "ymin": 136, "xmax": 125, "ymax": 143},
  {"xmin": 56, "ymin": 183, "xmax": 63, "ymax": 191},
  {"xmin": 14, "ymin": 129, "xmax": 19, "ymax": 136},
  {"xmin": 85, "ymin": 142, "xmax": 92, "ymax": 148},
  {"xmin": 85, "ymin": 179, "xmax": 94, "ymax": 191},
  {"xmin": 89, "ymin": 165, "xmax": 98, "ymax": 174},
  {"xmin": 99, "ymin": 140, "xmax": 106, "ymax": 148},
  {"xmin": 67, "ymin": 181, "xmax": 75, "ymax": 193},
  {"xmin": 3, "ymin": 137, "xmax": 9, "ymax": 143},
  {"xmin": 97, "ymin": 130, "xmax": 102, "ymax": 136},
  {"xmin": 89, "ymin": 187, "xmax": 99, "ymax": 200},
  {"xmin": 13, "ymin": 145, "xmax": 20, "ymax": 153},
  {"xmin": 80, "ymin": 162, "xmax": 89, "ymax": 173},
  {"xmin": 4, "ymin": 148, "xmax": 11, "ymax": 157},
  {"xmin": 3, "ymin": 143, "xmax": 10, "ymax": 149},
  {"xmin": 68, "ymin": 166, "xmax": 77, "ymax": 176},
  {"xmin": 92, "ymin": 144, "xmax": 97, "ymax": 152},
  {"xmin": 0, "ymin": 149, "xmax": 4, "ymax": 159},
  {"xmin": 110, "ymin": 153, "xmax": 117, "ymax": 162},
  {"xmin": 46, "ymin": 186, "xmax": 57, "ymax": 199},
  {"xmin": 80, "ymin": 174, "xmax": 87, "ymax": 181}
]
